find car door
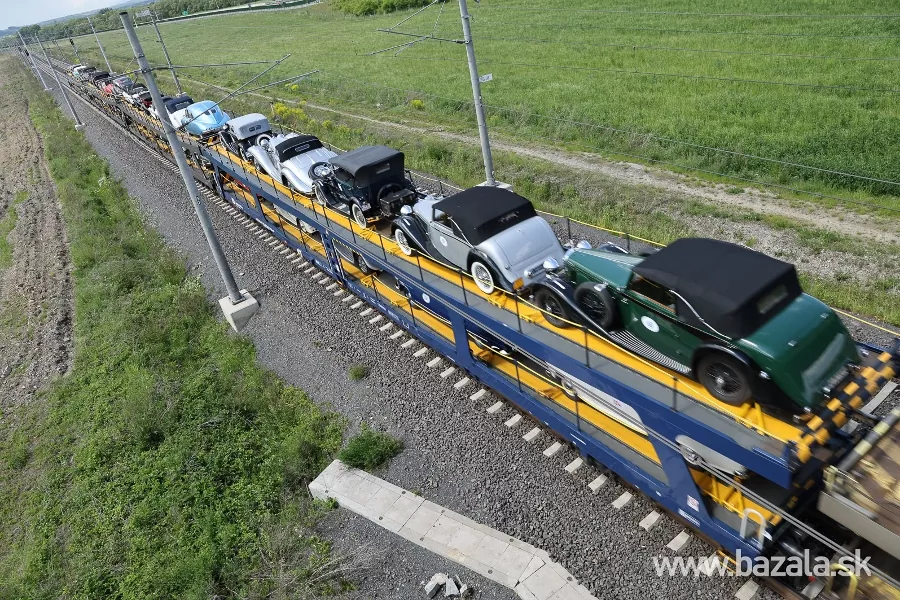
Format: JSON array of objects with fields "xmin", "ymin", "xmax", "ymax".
[
  {"xmin": 427, "ymin": 211, "xmax": 470, "ymax": 268},
  {"xmin": 621, "ymin": 275, "xmax": 701, "ymax": 366}
]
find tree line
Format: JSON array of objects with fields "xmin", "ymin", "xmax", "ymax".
[{"xmin": 8, "ymin": 0, "xmax": 262, "ymax": 44}]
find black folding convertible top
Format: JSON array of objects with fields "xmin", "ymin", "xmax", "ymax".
[
  {"xmin": 330, "ymin": 145, "xmax": 404, "ymax": 187},
  {"xmin": 633, "ymin": 238, "xmax": 802, "ymax": 338},
  {"xmin": 274, "ymin": 134, "xmax": 322, "ymax": 162},
  {"xmin": 433, "ymin": 186, "xmax": 537, "ymax": 245}
]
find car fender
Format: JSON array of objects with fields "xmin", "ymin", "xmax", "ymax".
[
  {"xmin": 530, "ymin": 274, "xmax": 577, "ymax": 304},
  {"xmin": 246, "ymin": 146, "xmax": 279, "ymax": 180},
  {"xmin": 392, "ymin": 216, "xmax": 428, "ymax": 253},
  {"xmin": 467, "ymin": 249, "xmax": 510, "ymax": 289},
  {"xmin": 691, "ymin": 343, "xmax": 754, "ymax": 376},
  {"xmin": 281, "ymin": 169, "xmax": 310, "ymax": 196}
]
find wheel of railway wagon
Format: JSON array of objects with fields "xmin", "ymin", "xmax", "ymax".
[
  {"xmin": 351, "ymin": 203, "xmax": 368, "ymax": 229},
  {"xmin": 534, "ymin": 288, "xmax": 571, "ymax": 328},
  {"xmin": 470, "ymin": 261, "xmax": 496, "ymax": 295},
  {"xmin": 573, "ymin": 282, "xmax": 616, "ymax": 329},
  {"xmin": 394, "ymin": 228, "xmax": 413, "ymax": 256},
  {"xmin": 696, "ymin": 353, "xmax": 752, "ymax": 406}
]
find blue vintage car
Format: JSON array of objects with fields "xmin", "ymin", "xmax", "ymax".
[{"xmin": 180, "ymin": 100, "xmax": 230, "ymax": 137}]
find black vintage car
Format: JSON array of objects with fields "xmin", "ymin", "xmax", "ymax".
[{"xmin": 310, "ymin": 145, "xmax": 422, "ymax": 228}]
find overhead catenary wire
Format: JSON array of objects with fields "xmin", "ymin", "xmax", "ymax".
[
  {"xmin": 475, "ymin": 36, "xmax": 900, "ymax": 62},
  {"xmin": 472, "ymin": 21, "xmax": 900, "ymax": 41},
  {"xmin": 472, "ymin": 7, "xmax": 900, "ymax": 19}
]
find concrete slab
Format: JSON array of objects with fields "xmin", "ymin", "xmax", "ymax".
[
  {"xmin": 341, "ymin": 294, "xmax": 355, "ymax": 302},
  {"xmin": 505, "ymin": 414, "xmax": 522, "ymax": 427},
  {"xmin": 543, "ymin": 442, "xmax": 562, "ymax": 457},
  {"xmin": 588, "ymin": 475, "xmax": 607, "ymax": 493},
  {"xmin": 402, "ymin": 339, "xmax": 417, "ymax": 349},
  {"xmin": 666, "ymin": 531, "xmax": 690, "ymax": 552},
  {"xmin": 470, "ymin": 389, "xmax": 487, "ymax": 401},
  {"xmin": 523, "ymin": 427, "xmax": 541, "ymax": 442},
  {"xmin": 379, "ymin": 323, "xmax": 393, "ymax": 331},
  {"xmin": 487, "ymin": 401, "xmax": 504, "ymax": 414},
  {"xmin": 454, "ymin": 377, "xmax": 470, "ymax": 389},
  {"xmin": 564, "ymin": 458, "xmax": 583, "ymax": 473},
  {"xmin": 326, "ymin": 282, "xmax": 338, "ymax": 290},
  {"xmin": 440, "ymin": 366, "xmax": 456, "ymax": 378},
  {"xmin": 368, "ymin": 315, "xmax": 382, "ymax": 324},
  {"xmin": 413, "ymin": 347, "xmax": 429, "ymax": 357},
  {"xmin": 639, "ymin": 511, "xmax": 661, "ymax": 531},
  {"xmin": 309, "ymin": 460, "xmax": 595, "ymax": 600},
  {"xmin": 359, "ymin": 308, "xmax": 373, "ymax": 317},
  {"xmin": 611, "ymin": 492, "xmax": 632, "ymax": 509},
  {"xmin": 735, "ymin": 579, "xmax": 759, "ymax": 600},
  {"xmin": 333, "ymin": 289, "xmax": 344, "ymax": 296},
  {"xmin": 350, "ymin": 301, "xmax": 363, "ymax": 309},
  {"xmin": 426, "ymin": 356, "xmax": 442, "ymax": 367},
  {"xmin": 390, "ymin": 330, "xmax": 405, "ymax": 339}
]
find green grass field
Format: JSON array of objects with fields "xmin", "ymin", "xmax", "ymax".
[
  {"xmin": 0, "ymin": 58, "xmax": 350, "ymax": 599},
  {"xmin": 65, "ymin": 0, "xmax": 900, "ymax": 213}
]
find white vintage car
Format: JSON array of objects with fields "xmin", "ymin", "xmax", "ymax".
[{"xmin": 246, "ymin": 132, "xmax": 337, "ymax": 196}]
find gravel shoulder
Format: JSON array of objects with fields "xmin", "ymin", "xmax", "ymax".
[
  {"xmin": 0, "ymin": 59, "xmax": 73, "ymax": 425},
  {"xmin": 42, "ymin": 74, "xmax": 787, "ymax": 599}
]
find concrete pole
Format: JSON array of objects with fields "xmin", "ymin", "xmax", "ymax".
[
  {"xmin": 458, "ymin": 0, "xmax": 495, "ymax": 186},
  {"xmin": 36, "ymin": 36, "xmax": 84, "ymax": 129},
  {"xmin": 119, "ymin": 12, "xmax": 257, "ymax": 330},
  {"xmin": 88, "ymin": 16, "xmax": 113, "ymax": 72},
  {"xmin": 19, "ymin": 32, "xmax": 50, "ymax": 90},
  {"xmin": 151, "ymin": 11, "xmax": 182, "ymax": 94}
]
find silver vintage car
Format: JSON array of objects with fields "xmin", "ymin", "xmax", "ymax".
[
  {"xmin": 246, "ymin": 132, "xmax": 337, "ymax": 196},
  {"xmin": 391, "ymin": 186, "xmax": 565, "ymax": 295}
]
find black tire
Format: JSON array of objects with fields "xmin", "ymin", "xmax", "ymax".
[
  {"xmin": 534, "ymin": 288, "xmax": 572, "ymax": 328},
  {"xmin": 574, "ymin": 282, "xmax": 617, "ymax": 329},
  {"xmin": 696, "ymin": 352, "xmax": 752, "ymax": 406},
  {"xmin": 355, "ymin": 253, "xmax": 373, "ymax": 275},
  {"xmin": 351, "ymin": 203, "xmax": 368, "ymax": 229}
]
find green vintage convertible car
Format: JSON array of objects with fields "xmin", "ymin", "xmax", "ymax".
[{"xmin": 530, "ymin": 238, "xmax": 860, "ymax": 411}]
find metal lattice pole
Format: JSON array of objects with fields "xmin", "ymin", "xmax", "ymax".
[
  {"xmin": 87, "ymin": 16, "xmax": 113, "ymax": 73},
  {"xmin": 457, "ymin": 0, "xmax": 495, "ymax": 186},
  {"xmin": 36, "ymin": 36, "xmax": 83, "ymax": 129},
  {"xmin": 119, "ymin": 12, "xmax": 248, "ymax": 311}
]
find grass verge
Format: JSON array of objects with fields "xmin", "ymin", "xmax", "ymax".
[
  {"xmin": 0, "ymin": 60, "xmax": 349, "ymax": 599},
  {"xmin": 339, "ymin": 425, "xmax": 403, "ymax": 471}
]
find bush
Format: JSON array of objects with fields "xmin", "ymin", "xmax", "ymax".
[
  {"xmin": 410, "ymin": 99, "xmax": 425, "ymax": 111},
  {"xmin": 339, "ymin": 425, "xmax": 403, "ymax": 471}
]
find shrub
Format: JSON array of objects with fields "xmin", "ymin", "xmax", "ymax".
[
  {"xmin": 410, "ymin": 99, "xmax": 425, "ymax": 111},
  {"xmin": 348, "ymin": 364, "xmax": 370, "ymax": 381},
  {"xmin": 339, "ymin": 425, "xmax": 403, "ymax": 471}
]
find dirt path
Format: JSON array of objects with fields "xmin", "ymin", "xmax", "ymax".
[
  {"xmin": 0, "ymin": 57, "xmax": 73, "ymax": 421},
  {"xmin": 300, "ymin": 103, "xmax": 900, "ymax": 244}
]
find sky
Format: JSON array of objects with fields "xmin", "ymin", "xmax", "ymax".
[{"xmin": 1, "ymin": 0, "xmax": 120, "ymax": 29}]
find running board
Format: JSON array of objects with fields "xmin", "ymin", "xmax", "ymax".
[{"xmin": 607, "ymin": 331, "xmax": 692, "ymax": 375}]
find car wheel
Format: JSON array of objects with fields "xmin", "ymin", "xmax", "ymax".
[
  {"xmin": 312, "ymin": 181, "xmax": 328, "ymax": 206},
  {"xmin": 697, "ymin": 353, "xmax": 752, "ymax": 405},
  {"xmin": 573, "ymin": 282, "xmax": 616, "ymax": 329},
  {"xmin": 308, "ymin": 161, "xmax": 331, "ymax": 180},
  {"xmin": 534, "ymin": 288, "xmax": 571, "ymax": 328},
  {"xmin": 356, "ymin": 253, "xmax": 373, "ymax": 275},
  {"xmin": 351, "ymin": 204, "xmax": 368, "ymax": 229},
  {"xmin": 470, "ymin": 261, "xmax": 496, "ymax": 295},
  {"xmin": 394, "ymin": 228, "xmax": 413, "ymax": 256}
]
